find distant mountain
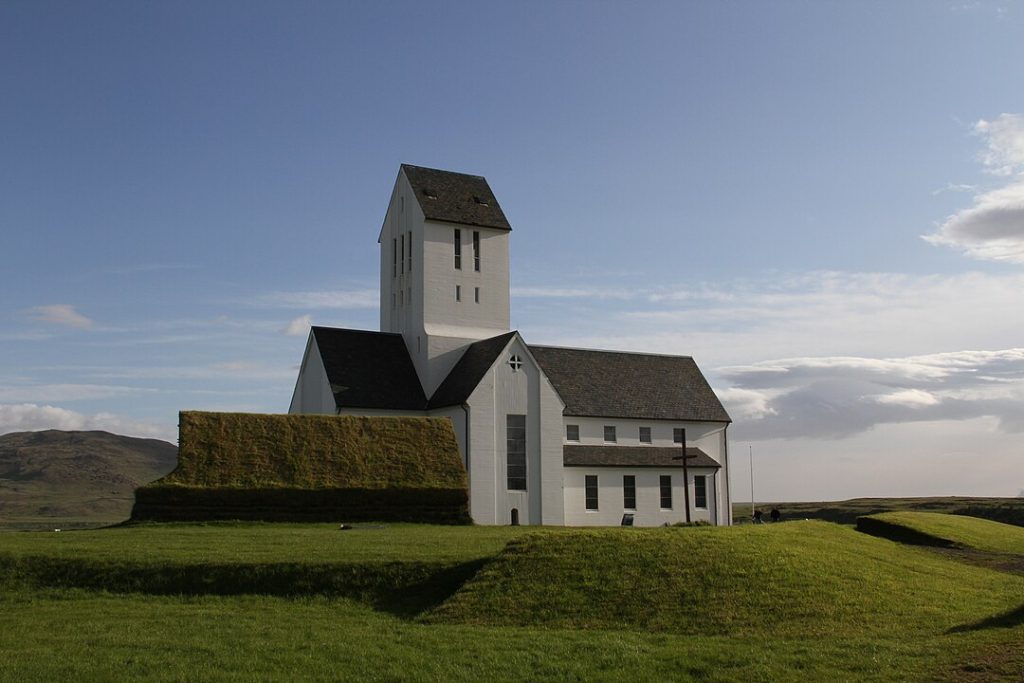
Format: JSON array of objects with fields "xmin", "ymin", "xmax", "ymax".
[{"xmin": 0, "ymin": 430, "xmax": 178, "ymax": 529}]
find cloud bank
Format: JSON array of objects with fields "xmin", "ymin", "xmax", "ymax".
[
  {"xmin": 925, "ymin": 113, "xmax": 1024, "ymax": 263},
  {"xmin": 718, "ymin": 348, "xmax": 1024, "ymax": 440}
]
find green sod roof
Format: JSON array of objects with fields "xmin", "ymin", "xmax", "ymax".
[{"xmin": 154, "ymin": 411, "xmax": 466, "ymax": 490}]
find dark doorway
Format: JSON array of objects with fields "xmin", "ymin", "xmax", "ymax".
[{"xmin": 510, "ymin": 508, "xmax": 520, "ymax": 526}]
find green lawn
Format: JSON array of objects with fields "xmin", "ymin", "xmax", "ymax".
[{"xmin": 1, "ymin": 518, "xmax": 1023, "ymax": 681}]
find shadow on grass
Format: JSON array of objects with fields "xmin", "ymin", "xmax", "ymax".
[
  {"xmin": 947, "ymin": 603, "xmax": 1024, "ymax": 634},
  {"xmin": 0, "ymin": 555, "xmax": 488, "ymax": 619}
]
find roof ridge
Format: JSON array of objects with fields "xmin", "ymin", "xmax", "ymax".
[
  {"xmin": 400, "ymin": 163, "xmax": 486, "ymax": 180},
  {"xmin": 528, "ymin": 343, "xmax": 694, "ymax": 361}
]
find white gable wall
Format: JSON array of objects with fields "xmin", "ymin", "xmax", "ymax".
[
  {"xmin": 464, "ymin": 336, "xmax": 564, "ymax": 525},
  {"xmin": 288, "ymin": 335, "xmax": 335, "ymax": 415}
]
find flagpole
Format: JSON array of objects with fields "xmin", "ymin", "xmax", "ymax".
[{"xmin": 749, "ymin": 444, "xmax": 755, "ymax": 519}]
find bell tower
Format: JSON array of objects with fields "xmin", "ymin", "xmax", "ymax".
[{"xmin": 378, "ymin": 164, "xmax": 512, "ymax": 396}]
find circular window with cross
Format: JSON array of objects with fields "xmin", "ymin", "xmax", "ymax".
[{"xmin": 508, "ymin": 354, "xmax": 523, "ymax": 372}]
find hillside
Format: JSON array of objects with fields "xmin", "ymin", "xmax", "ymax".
[
  {"xmin": 428, "ymin": 521, "xmax": 1023, "ymax": 637},
  {"xmin": 0, "ymin": 430, "xmax": 178, "ymax": 529},
  {"xmin": 734, "ymin": 496, "xmax": 1024, "ymax": 526}
]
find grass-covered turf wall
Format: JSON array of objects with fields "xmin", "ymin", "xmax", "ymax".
[
  {"xmin": 857, "ymin": 512, "xmax": 1024, "ymax": 554},
  {"xmin": 131, "ymin": 412, "xmax": 469, "ymax": 524},
  {"xmin": 427, "ymin": 521, "xmax": 1024, "ymax": 637}
]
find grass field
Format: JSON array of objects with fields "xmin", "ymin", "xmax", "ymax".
[{"xmin": 2, "ymin": 516, "xmax": 1023, "ymax": 681}]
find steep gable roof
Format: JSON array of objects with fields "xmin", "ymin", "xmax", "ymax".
[
  {"xmin": 528, "ymin": 345, "xmax": 731, "ymax": 423},
  {"xmin": 402, "ymin": 164, "xmax": 512, "ymax": 231},
  {"xmin": 427, "ymin": 331, "xmax": 518, "ymax": 408},
  {"xmin": 312, "ymin": 327, "xmax": 427, "ymax": 411}
]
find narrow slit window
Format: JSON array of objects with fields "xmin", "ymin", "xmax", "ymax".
[
  {"xmin": 400, "ymin": 233, "xmax": 405, "ymax": 274},
  {"xmin": 507, "ymin": 414, "xmax": 527, "ymax": 491},
  {"xmin": 660, "ymin": 475, "xmax": 673, "ymax": 509},
  {"xmin": 623, "ymin": 475, "xmax": 636, "ymax": 510},
  {"xmin": 456, "ymin": 285, "xmax": 461, "ymax": 302},
  {"xmin": 454, "ymin": 229, "xmax": 462, "ymax": 269},
  {"xmin": 585, "ymin": 475, "xmax": 599, "ymax": 510},
  {"xmin": 694, "ymin": 475, "xmax": 707, "ymax": 509},
  {"xmin": 474, "ymin": 287, "xmax": 480, "ymax": 303},
  {"xmin": 473, "ymin": 231, "xmax": 480, "ymax": 271}
]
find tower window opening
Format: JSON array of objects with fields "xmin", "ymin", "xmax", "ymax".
[{"xmin": 473, "ymin": 231, "xmax": 480, "ymax": 271}]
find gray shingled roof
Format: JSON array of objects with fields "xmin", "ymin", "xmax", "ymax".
[
  {"xmin": 563, "ymin": 445, "xmax": 720, "ymax": 468},
  {"xmin": 427, "ymin": 331, "xmax": 518, "ymax": 408},
  {"xmin": 312, "ymin": 327, "xmax": 426, "ymax": 410},
  {"xmin": 402, "ymin": 164, "xmax": 512, "ymax": 231},
  {"xmin": 528, "ymin": 346, "xmax": 731, "ymax": 422}
]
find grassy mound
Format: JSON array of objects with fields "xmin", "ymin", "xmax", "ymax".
[
  {"xmin": 0, "ymin": 524, "xmax": 532, "ymax": 615},
  {"xmin": 132, "ymin": 412, "xmax": 469, "ymax": 523},
  {"xmin": 428, "ymin": 521, "xmax": 1024, "ymax": 637},
  {"xmin": 736, "ymin": 497, "xmax": 1024, "ymax": 526},
  {"xmin": 857, "ymin": 512, "xmax": 1024, "ymax": 554}
]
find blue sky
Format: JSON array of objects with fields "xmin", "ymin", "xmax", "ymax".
[{"xmin": 2, "ymin": 1, "xmax": 1023, "ymax": 500}]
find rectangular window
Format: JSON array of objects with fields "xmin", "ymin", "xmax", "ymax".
[
  {"xmin": 585, "ymin": 475, "xmax": 599, "ymax": 510},
  {"xmin": 400, "ymin": 233, "xmax": 405, "ymax": 274},
  {"xmin": 604, "ymin": 425, "xmax": 616, "ymax": 443},
  {"xmin": 507, "ymin": 414, "xmax": 527, "ymax": 491},
  {"xmin": 392, "ymin": 238, "xmax": 397, "ymax": 278},
  {"xmin": 407, "ymin": 231, "xmax": 412, "ymax": 272},
  {"xmin": 660, "ymin": 475, "xmax": 673, "ymax": 509},
  {"xmin": 456, "ymin": 285, "xmax": 461, "ymax": 302},
  {"xmin": 454, "ymin": 229, "xmax": 462, "ymax": 269},
  {"xmin": 566, "ymin": 424, "xmax": 579, "ymax": 442},
  {"xmin": 639, "ymin": 426, "xmax": 652, "ymax": 443},
  {"xmin": 673, "ymin": 428, "xmax": 684, "ymax": 444},
  {"xmin": 694, "ymin": 475, "xmax": 707, "ymax": 509},
  {"xmin": 474, "ymin": 286, "xmax": 480, "ymax": 303},
  {"xmin": 473, "ymin": 231, "xmax": 480, "ymax": 271},
  {"xmin": 623, "ymin": 475, "xmax": 636, "ymax": 510}
]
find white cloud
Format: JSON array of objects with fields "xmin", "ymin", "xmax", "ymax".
[
  {"xmin": 717, "ymin": 347, "xmax": 1024, "ymax": 440},
  {"xmin": 0, "ymin": 383, "xmax": 154, "ymax": 403},
  {"xmin": 254, "ymin": 289, "xmax": 377, "ymax": 309},
  {"xmin": 530, "ymin": 270, "xmax": 1024, "ymax": 369},
  {"xmin": 30, "ymin": 304, "xmax": 94, "ymax": 329},
  {"xmin": 924, "ymin": 113, "xmax": 1024, "ymax": 263},
  {"xmin": 0, "ymin": 403, "xmax": 175, "ymax": 442},
  {"xmin": 511, "ymin": 286, "xmax": 637, "ymax": 300},
  {"xmin": 284, "ymin": 314, "xmax": 312, "ymax": 336},
  {"xmin": 974, "ymin": 113, "xmax": 1024, "ymax": 176}
]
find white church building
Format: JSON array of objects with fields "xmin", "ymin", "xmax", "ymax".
[{"xmin": 290, "ymin": 165, "xmax": 733, "ymax": 526}]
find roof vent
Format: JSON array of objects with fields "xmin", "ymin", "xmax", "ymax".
[
  {"xmin": 423, "ymin": 188, "xmax": 437, "ymax": 199},
  {"xmin": 473, "ymin": 195, "xmax": 489, "ymax": 206}
]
